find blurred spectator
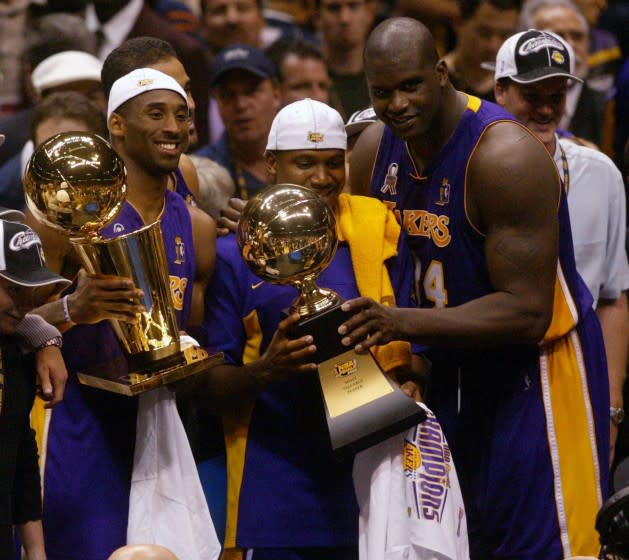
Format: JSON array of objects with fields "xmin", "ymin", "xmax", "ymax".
[
  {"xmin": 0, "ymin": 1, "xmax": 50, "ymax": 117},
  {"xmin": 599, "ymin": 0, "xmax": 629, "ymax": 60},
  {"xmin": 266, "ymin": 37, "xmax": 331, "ymax": 106},
  {"xmin": 150, "ymin": 0, "xmax": 206, "ymax": 45},
  {"xmin": 519, "ymin": 0, "xmax": 609, "ymax": 147},
  {"xmin": 84, "ymin": 0, "xmax": 210, "ymax": 145},
  {"xmin": 317, "ymin": 0, "xmax": 377, "ymax": 119},
  {"xmin": 195, "ymin": 44, "xmax": 280, "ymax": 201},
  {"xmin": 0, "ymin": 51, "xmax": 104, "ymax": 211},
  {"xmin": 394, "ymin": 0, "xmax": 460, "ymax": 55},
  {"xmin": 0, "ymin": 12, "xmax": 97, "ymax": 166},
  {"xmin": 201, "ymin": 0, "xmax": 270, "ymax": 53},
  {"xmin": 573, "ymin": 0, "xmax": 621, "ymax": 93},
  {"xmin": 443, "ymin": 0, "xmax": 520, "ymax": 102}
]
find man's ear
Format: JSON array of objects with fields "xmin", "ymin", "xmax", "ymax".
[
  {"xmin": 108, "ymin": 112, "xmax": 124, "ymax": 140},
  {"xmin": 494, "ymin": 80, "xmax": 507, "ymax": 106},
  {"xmin": 264, "ymin": 150, "xmax": 278, "ymax": 181},
  {"xmin": 435, "ymin": 59, "xmax": 450, "ymax": 87}
]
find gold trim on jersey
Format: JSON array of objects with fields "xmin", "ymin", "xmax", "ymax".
[
  {"xmin": 540, "ymin": 330, "xmax": 603, "ymax": 557},
  {"xmin": 223, "ymin": 310, "xmax": 263, "ymax": 549}
]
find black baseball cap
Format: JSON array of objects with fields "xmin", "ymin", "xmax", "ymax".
[
  {"xmin": 209, "ymin": 44, "xmax": 276, "ymax": 88},
  {"xmin": 0, "ymin": 220, "xmax": 71, "ymax": 288},
  {"xmin": 494, "ymin": 29, "xmax": 583, "ymax": 84}
]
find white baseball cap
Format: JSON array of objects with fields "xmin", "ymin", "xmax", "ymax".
[
  {"xmin": 107, "ymin": 67, "xmax": 188, "ymax": 119},
  {"xmin": 31, "ymin": 50, "xmax": 103, "ymax": 96},
  {"xmin": 494, "ymin": 29, "xmax": 583, "ymax": 84},
  {"xmin": 266, "ymin": 98, "xmax": 347, "ymax": 151}
]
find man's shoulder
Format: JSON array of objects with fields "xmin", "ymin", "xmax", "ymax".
[{"xmin": 194, "ymin": 136, "xmax": 231, "ymax": 168}]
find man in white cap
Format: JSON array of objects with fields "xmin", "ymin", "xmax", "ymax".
[
  {"xmin": 0, "ymin": 218, "xmax": 71, "ymax": 560},
  {"xmin": 493, "ymin": 29, "xmax": 629, "ymax": 466},
  {"xmin": 198, "ymin": 98, "xmax": 463, "ymax": 559},
  {"xmin": 36, "ymin": 68, "xmax": 218, "ymax": 560}
]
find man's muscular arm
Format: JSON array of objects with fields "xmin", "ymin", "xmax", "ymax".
[
  {"xmin": 339, "ymin": 122, "xmax": 560, "ymax": 349},
  {"xmin": 188, "ymin": 205, "xmax": 216, "ymax": 327}
]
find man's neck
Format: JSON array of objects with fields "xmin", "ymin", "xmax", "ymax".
[
  {"xmin": 406, "ymin": 88, "xmax": 468, "ymax": 168},
  {"xmin": 123, "ymin": 161, "xmax": 169, "ymax": 224},
  {"xmin": 323, "ymin": 43, "xmax": 364, "ymax": 75}
]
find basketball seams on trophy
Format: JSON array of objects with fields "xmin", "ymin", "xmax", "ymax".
[
  {"xmin": 24, "ymin": 132, "xmax": 222, "ymax": 396},
  {"xmin": 238, "ymin": 183, "xmax": 425, "ymax": 454}
]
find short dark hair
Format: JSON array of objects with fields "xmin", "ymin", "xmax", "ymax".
[
  {"xmin": 101, "ymin": 37, "xmax": 177, "ymax": 97},
  {"xmin": 30, "ymin": 91, "xmax": 108, "ymax": 144},
  {"xmin": 460, "ymin": 0, "xmax": 522, "ymax": 21},
  {"xmin": 265, "ymin": 38, "xmax": 325, "ymax": 82}
]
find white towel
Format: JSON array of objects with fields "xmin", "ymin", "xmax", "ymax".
[
  {"xmin": 128, "ymin": 335, "xmax": 221, "ymax": 560},
  {"xmin": 353, "ymin": 403, "xmax": 470, "ymax": 560}
]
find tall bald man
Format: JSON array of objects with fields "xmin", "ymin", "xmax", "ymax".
[{"xmin": 344, "ymin": 17, "xmax": 609, "ymax": 560}]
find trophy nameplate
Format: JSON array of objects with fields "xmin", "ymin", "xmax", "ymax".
[
  {"xmin": 24, "ymin": 132, "xmax": 222, "ymax": 395},
  {"xmin": 239, "ymin": 184, "xmax": 425, "ymax": 454}
]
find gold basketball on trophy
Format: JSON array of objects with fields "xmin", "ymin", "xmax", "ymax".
[
  {"xmin": 24, "ymin": 132, "xmax": 127, "ymax": 239},
  {"xmin": 237, "ymin": 183, "xmax": 340, "ymax": 315}
]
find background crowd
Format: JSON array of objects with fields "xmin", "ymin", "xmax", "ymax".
[{"xmin": 1, "ymin": 0, "xmax": 629, "ymax": 559}]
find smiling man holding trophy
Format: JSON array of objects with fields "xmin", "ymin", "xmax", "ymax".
[
  {"xmin": 24, "ymin": 68, "xmax": 220, "ymax": 560},
  {"xmin": 198, "ymin": 98, "xmax": 427, "ymax": 559}
]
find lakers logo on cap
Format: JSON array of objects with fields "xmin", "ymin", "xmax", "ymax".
[
  {"xmin": 551, "ymin": 50, "xmax": 565, "ymax": 64},
  {"xmin": 138, "ymin": 78, "xmax": 154, "ymax": 86},
  {"xmin": 308, "ymin": 131, "xmax": 324, "ymax": 143}
]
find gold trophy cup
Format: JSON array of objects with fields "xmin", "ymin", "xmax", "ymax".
[
  {"xmin": 24, "ymin": 132, "xmax": 222, "ymax": 395},
  {"xmin": 237, "ymin": 184, "xmax": 425, "ymax": 453}
]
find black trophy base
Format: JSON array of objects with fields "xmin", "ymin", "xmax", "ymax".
[{"xmin": 287, "ymin": 304, "xmax": 426, "ymax": 455}]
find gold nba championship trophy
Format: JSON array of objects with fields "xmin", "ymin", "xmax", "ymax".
[
  {"xmin": 237, "ymin": 184, "xmax": 425, "ymax": 454},
  {"xmin": 24, "ymin": 132, "xmax": 222, "ymax": 396}
]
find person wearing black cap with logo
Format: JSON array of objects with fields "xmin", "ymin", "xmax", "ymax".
[
  {"xmin": 343, "ymin": 17, "xmax": 609, "ymax": 559},
  {"xmin": 195, "ymin": 44, "xmax": 281, "ymax": 234},
  {"xmin": 494, "ymin": 26, "xmax": 629, "ymax": 471},
  {"xmin": 0, "ymin": 217, "xmax": 71, "ymax": 560}
]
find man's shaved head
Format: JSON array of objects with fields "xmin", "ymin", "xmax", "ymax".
[
  {"xmin": 365, "ymin": 17, "xmax": 439, "ymax": 68},
  {"xmin": 107, "ymin": 544, "xmax": 179, "ymax": 560}
]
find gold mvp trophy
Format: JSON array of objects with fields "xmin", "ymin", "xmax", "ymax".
[
  {"xmin": 24, "ymin": 132, "xmax": 222, "ymax": 396},
  {"xmin": 237, "ymin": 184, "xmax": 425, "ymax": 454}
]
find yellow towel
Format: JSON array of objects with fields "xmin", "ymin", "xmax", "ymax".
[{"xmin": 336, "ymin": 193, "xmax": 412, "ymax": 373}]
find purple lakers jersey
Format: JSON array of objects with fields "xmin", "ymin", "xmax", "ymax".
[
  {"xmin": 41, "ymin": 190, "xmax": 196, "ymax": 560},
  {"xmin": 371, "ymin": 95, "xmax": 593, "ymax": 342},
  {"xmin": 369, "ymin": 95, "xmax": 608, "ymax": 559}
]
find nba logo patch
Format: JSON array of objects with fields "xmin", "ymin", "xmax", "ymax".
[
  {"xmin": 174, "ymin": 236, "xmax": 185, "ymax": 264},
  {"xmin": 436, "ymin": 177, "xmax": 451, "ymax": 206},
  {"xmin": 381, "ymin": 163, "xmax": 398, "ymax": 195}
]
